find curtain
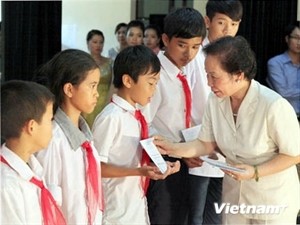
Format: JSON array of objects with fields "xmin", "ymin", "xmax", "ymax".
[
  {"xmin": 2, "ymin": 1, "xmax": 61, "ymax": 81},
  {"xmin": 238, "ymin": 0, "xmax": 297, "ymax": 85}
]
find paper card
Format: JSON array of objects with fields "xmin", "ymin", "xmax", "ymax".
[
  {"xmin": 140, "ymin": 137, "xmax": 168, "ymax": 174},
  {"xmin": 181, "ymin": 125, "xmax": 202, "ymax": 142},
  {"xmin": 200, "ymin": 156, "xmax": 245, "ymax": 173}
]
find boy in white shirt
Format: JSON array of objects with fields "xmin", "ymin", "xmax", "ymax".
[
  {"xmin": 1, "ymin": 80, "xmax": 66, "ymax": 225},
  {"xmin": 92, "ymin": 45, "xmax": 179, "ymax": 225},
  {"xmin": 144, "ymin": 7, "xmax": 206, "ymax": 225}
]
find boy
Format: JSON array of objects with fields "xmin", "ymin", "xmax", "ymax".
[
  {"xmin": 92, "ymin": 45, "xmax": 180, "ymax": 225},
  {"xmin": 144, "ymin": 7, "xmax": 206, "ymax": 225},
  {"xmin": 185, "ymin": 1, "xmax": 243, "ymax": 224},
  {"xmin": 1, "ymin": 80, "xmax": 66, "ymax": 225}
]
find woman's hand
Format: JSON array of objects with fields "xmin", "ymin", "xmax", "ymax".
[
  {"xmin": 153, "ymin": 135, "xmax": 175, "ymax": 155},
  {"xmin": 222, "ymin": 164, "xmax": 255, "ymax": 181}
]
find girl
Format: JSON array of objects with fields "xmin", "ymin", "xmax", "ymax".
[{"xmin": 35, "ymin": 49, "xmax": 104, "ymax": 225}]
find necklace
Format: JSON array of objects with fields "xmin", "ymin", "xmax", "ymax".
[{"xmin": 233, "ymin": 113, "xmax": 238, "ymax": 117}]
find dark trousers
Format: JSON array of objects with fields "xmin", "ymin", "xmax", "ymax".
[
  {"xmin": 147, "ymin": 158, "xmax": 189, "ymax": 225},
  {"xmin": 188, "ymin": 175, "xmax": 223, "ymax": 225}
]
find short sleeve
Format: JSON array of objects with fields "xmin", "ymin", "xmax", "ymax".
[
  {"xmin": 92, "ymin": 111, "xmax": 120, "ymax": 163},
  {"xmin": 267, "ymin": 98, "xmax": 300, "ymax": 156}
]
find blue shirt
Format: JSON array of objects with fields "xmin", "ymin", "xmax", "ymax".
[{"xmin": 267, "ymin": 51, "xmax": 300, "ymax": 115}]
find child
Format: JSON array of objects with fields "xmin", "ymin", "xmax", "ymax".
[
  {"xmin": 35, "ymin": 49, "xmax": 103, "ymax": 225},
  {"xmin": 185, "ymin": 1, "xmax": 243, "ymax": 224},
  {"xmin": 92, "ymin": 45, "xmax": 180, "ymax": 225},
  {"xmin": 143, "ymin": 7, "xmax": 206, "ymax": 225},
  {"xmin": 126, "ymin": 19, "xmax": 145, "ymax": 46},
  {"xmin": 1, "ymin": 80, "xmax": 66, "ymax": 225}
]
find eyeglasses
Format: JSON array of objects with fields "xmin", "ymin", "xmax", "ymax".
[{"xmin": 289, "ymin": 35, "xmax": 300, "ymax": 41}]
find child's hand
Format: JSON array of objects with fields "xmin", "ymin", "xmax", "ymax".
[{"xmin": 183, "ymin": 157, "xmax": 203, "ymax": 168}]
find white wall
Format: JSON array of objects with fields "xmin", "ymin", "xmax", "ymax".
[
  {"xmin": 62, "ymin": 0, "xmax": 134, "ymax": 56},
  {"xmin": 62, "ymin": 0, "xmax": 206, "ymax": 56}
]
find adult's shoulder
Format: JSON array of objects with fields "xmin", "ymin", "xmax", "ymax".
[{"xmin": 267, "ymin": 52, "xmax": 289, "ymax": 65}]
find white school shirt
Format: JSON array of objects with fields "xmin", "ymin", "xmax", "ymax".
[
  {"xmin": 199, "ymin": 80, "xmax": 300, "ymax": 220},
  {"xmin": 186, "ymin": 37, "xmax": 225, "ymax": 177},
  {"xmin": 92, "ymin": 94, "xmax": 150, "ymax": 225},
  {"xmin": 144, "ymin": 51, "xmax": 189, "ymax": 142},
  {"xmin": 36, "ymin": 108, "xmax": 102, "ymax": 225},
  {"xmin": 1, "ymin": 144, "xmax": 58, "ymax": 225}
]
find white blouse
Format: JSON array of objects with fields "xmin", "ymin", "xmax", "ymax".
[
  {"xmin": 36, "ymin": 108, "xmax": 102, "ymax": 225},
  {"xmin": 199, "ymin": 80, "xmax": 300, "ymax": 219}
]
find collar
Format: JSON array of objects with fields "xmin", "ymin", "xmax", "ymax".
[
  {"xmin": 157, "ymin": 51, "xmax": 183, "ymax": 80},
  {"xmin": 54, "ymin": 108, "xmax": 93, "ymax": 150},
  {"xmin": 1, "ymin": 144, "xmax": 43, "ymax": 180},
  {"xmin": 281, "ymin": 51, "xmax": 293, "ymax": 64},
  {"xmin": 111, "ymin": 94, "xmax": 142, "ymax": 114}
]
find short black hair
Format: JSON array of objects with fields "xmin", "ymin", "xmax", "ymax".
[
  {"xmin": 1, "ymin": 80, "xmax": 54, "ymax": 140},
  {"xmin": 113, "ymin": 45, "xmax": 160, "ymax": 88},
  {"xmin": 145, "ymin": 24, "xmax": 162, "ymax": 39},
  {"xmin": 126, "ymin": 20, "xmax": 145, "ymax": 35},
  {"xmin": 163, "ymin": 7, "xmax": 206, "ymax": 40},
  {"xmin": 203, "ymin": 35, "xmax": 256, "ymax": 80},
  {"xmin": 285, "ymin": 23, "xmax": 300, "ymax": 37},
  {"xmin": 206, "ymin": 0, "xmax": 243, "ymax": 21}
]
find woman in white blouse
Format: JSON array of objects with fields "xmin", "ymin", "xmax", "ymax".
[{"xmin": 154, "ymin": 35, "xmax": 300, "ymax": 225}]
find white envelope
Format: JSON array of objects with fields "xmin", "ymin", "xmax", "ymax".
[
  {"xmin": 140, "ymin": 137, "xmax": 168, "ymax": 173},
  {"xmin": 200, "ymin": 155, "xmax": 245, "ymax": 173}
]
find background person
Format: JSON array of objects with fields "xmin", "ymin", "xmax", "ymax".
[
  {"xmin": 84, "ymin": 29, "xmax": 113, "ymax": 128},
  {"xmin": 267, "ymin": 24, "xmax": 300, "ymax": 121},
  {"xmin": 143, "ymin": 24, "xmax": 162, "ymax": 54},
  {"xmin": 108, "ymin": 22, "xmax": 128, "ymax": 61},
  {"xmin": 126, "ymin": 20, "xmax": 145, "ymax": 46}
]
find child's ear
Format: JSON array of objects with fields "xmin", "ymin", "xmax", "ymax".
[
  {"xmin": 63, "ymin": 83, "xmax": 73, "ymax": 97},
  {"xmin": 204, "ymin": 16, "xmax": 210, "ymax": 30},
  {"xmin": 162, "ymin": 33, "xmax": 169, "ymax": 48},
  {"xmin": 122, "ymin": 74, "xmax": 133, "ymax": 88},
  {"xmin": 24, "ymin": 119, "xmax": 36, "ymax": 135}
]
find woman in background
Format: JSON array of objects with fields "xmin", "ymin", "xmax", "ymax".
[
  {"xmin": 143, "ymin": 24, "xmax": 162, "ymax": 54},
  {"xmin": 108, "ymin": 23, "xmax": 128, "ymax": 61},
  {"xmin": 85, "ymin": 29, "xmax": 113, "ymax": 128},
  {"xmin": 126, "ymin": 20, "xmax": 144, "ymax": 46}
]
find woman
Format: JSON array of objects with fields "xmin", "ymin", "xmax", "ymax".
[
  {"xmin": 108, "ymin": 23, "xmax": 128, "ymax": 61},
  {"xmin": 155, "ymin": 36, "xmax": 300, "ymax": 224},
  {"xmin": 85, "ymin": 29, "xmax": 113, "ymax": 127},
  {"xmin": 126, "ymin": 20, "xmax": 144, "ymax": 46},
  {"xmin": 143, "ymin": 24, "xmax": 162, "ymax": 54}
]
